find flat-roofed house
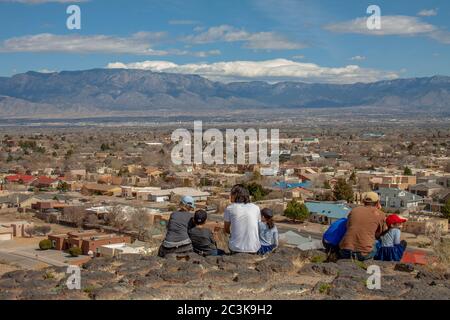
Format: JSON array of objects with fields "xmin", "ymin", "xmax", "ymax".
[
  {"xmin": 409, "ymin": 182, "xmax": 444, "ymax": 198},
  {"xmin": 81, "ymin": 183, "xmax": 122, "ymax": 196},
  {"xmin": 305, "ymin": 201, "xmax": 351, "ymax": 225}
]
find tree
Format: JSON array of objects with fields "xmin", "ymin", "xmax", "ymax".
[
  {"xmin": 131, "ymin": 208, "xmax": 151, "ymax": 240},
  {"xmin": 349, "ymin": 171, "xmax": 357, "ymax": 184},
  {"xmin": 333, "ymin": 178, "xmax": 354, "ymax": 203},
  {"xmin": 245, "ymin": 182, "xmax": 269, "ymax": 201},
  {"xmin": 403, "ymin": 166, "xmax": 413, "ymax": 176},
  {"xmin": 39, "ymin": 239, "xmax": 52, "ymax": 250},
  {"xmin": 63, "ymin": 206, "xmax": 86, "ymax": 227},
  {"xmin": 57, "ymin": 181, "xmax": 69, "ymax": 192},
  {"xmin": 323, "ymin": 180, "xmax": 331, "ymax": 189},
  {"xmin": 68, "ymin": 246, "xmax": 82, "ymax": 257},
  {"xmin": 100, "ymin": 143, "xmax": 110, "ymax": 151},
  {"xmin": 284, "ymin": 199, "xmax": 310, "ymax": 223},
  {"xmin": 442, "ymin": 200, "xmax": 450, "ymax": 220},
  {"xmin": 26, "ymin": 225, "xmax": 52, "ymax": 237}
]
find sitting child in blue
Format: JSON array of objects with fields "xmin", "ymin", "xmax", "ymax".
[
  {"xmin": 375, "ymin": 214, "xmax": 408, "ymax": 262},
  {"xmin": 257, "ymin": 208, "xmax": 279, "ymax": 255}
]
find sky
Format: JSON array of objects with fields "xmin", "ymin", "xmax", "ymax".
[{"xmin": 0, "ymin": 0, "xmax": 449, "ymax": 83}]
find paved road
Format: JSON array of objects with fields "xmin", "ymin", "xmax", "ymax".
[{"xmin": 0, "ymin": 250, "xmax": 48, "ymax": 269}]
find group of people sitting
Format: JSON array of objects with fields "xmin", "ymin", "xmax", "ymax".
[
  {"xmin": 158, "ymin": 185, "xmax": 407, "ymax": 262},
  {"xmin": 158, "ymin": 184, "xmax": 279, "ymax": 257},
  {"xmin": 323, "ymin": 192, "xmax": 408, "ymax": 262}
]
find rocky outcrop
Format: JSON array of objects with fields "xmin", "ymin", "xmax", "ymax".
[{"xmin": 0, "ymin": 247, "xmax": 449, "ymax": 300}]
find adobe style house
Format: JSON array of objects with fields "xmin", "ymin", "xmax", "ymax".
[
  {"xmin": 48, "ymin": 230, "xmax": 131, "ymax": 256},
  {"xmin": 81, "ymin": 183, "xmax": 122, "ymax": 196},
  {"xmin": 31, "ymin": 176, "xmax": 60, "ymax": 189},
  {"xmin": 1, "ymin": 221, "xmax": 33, "ymax": 238},
  {"xmin": 370, "ymin": 175, "xmax": 417, "ymax": 190},
  {"xmin": 409, "ymin": 182, "xmax": 444, "ymax": 198}
]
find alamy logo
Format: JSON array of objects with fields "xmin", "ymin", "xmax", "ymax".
[
  {"xmin": 66, "ymin": 265, "xmax": 81, "ymax": 290},
  {"xmin": 66, "ymin": 5, "xmax": 81, "ymax": 30},
  {"xmin": 171, "ymin": 121, "xmax": 279, "ymax": 167},
  {"xmin": 366, "ymin": 265, "xmax": 381, "ymax": 290},
  {"xmin": 367, "ymin": 5, "xmax": 381, "ymax": 30}
]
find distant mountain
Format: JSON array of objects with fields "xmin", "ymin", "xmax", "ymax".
[{"xmin": 0, "ymin": 69, "xmax": 449, "ymax": 118}]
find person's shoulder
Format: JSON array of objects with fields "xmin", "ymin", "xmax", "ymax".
[{"xmin": 246, "ymin": 203, "xmax": 260, "ymax": 211}]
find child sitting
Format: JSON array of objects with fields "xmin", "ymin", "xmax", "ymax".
[
  {"xmin": 257, "ymin": 208, "xmax": 279, "ymax": 255},
  {"xmin": 375, "ymin": 214, "xmax": 408, "ymax": 262},
  {"xmin": 188, "ymin": 210, "xmax": 225, "ymax": 256}
]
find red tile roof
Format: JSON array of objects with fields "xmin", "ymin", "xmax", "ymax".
[{"xmin": 5, "ymin": 174, "xmax": 35, "ymax": 184}]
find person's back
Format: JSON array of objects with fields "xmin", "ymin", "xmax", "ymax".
[
  {"xmin": 258, "ymin": 221, "xmax": 278, "ymax": 247},
  {"xmin": 323, "ymin": 218, "xmax": 347, "ymax": 249},
  {"xmin": 164, "ymin": 211, "xmax": 194, "ymax": 246},
  {"xmin": 224, "ymin": 202, "xmax": 261, "ymax": 253},
  {"xmin": 188, "ymin": 226, "xmax": 216, "ymax": 255},
  {"xmin": 339, "ymin": 205, "xmax": 385, "ymax": 255}
]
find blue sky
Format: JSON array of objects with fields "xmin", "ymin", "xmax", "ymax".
[{"xmin": 0, "ymin": 0, "xmax": 449, "ymax": 83}]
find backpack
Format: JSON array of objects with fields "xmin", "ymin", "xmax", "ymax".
[{"xmin": 323, "ymin": 218, "xmax": 348, "ymax": 246}]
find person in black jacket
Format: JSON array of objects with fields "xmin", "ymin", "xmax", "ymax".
[{"xmin": 188, "ymin": 210, "xmax": 225, "ymax": 256}]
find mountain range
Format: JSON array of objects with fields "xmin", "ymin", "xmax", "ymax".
[{"xmin": 0, "ymin": 69, "xmax": 449, "ymax": 118}]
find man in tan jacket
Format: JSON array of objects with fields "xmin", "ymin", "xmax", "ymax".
[{"xmin": 339, "ymin": 192, "xmax": 387, "ymax": 261}]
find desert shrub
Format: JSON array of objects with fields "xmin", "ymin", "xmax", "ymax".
[
  {"xmin": 39, "ymin": 239, "xmax": 52, "ymax": 250},
  {"xmin": 68, "ymin": 246, "xmax": 82, "ymax": 257}
]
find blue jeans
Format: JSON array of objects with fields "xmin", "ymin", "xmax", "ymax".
[{"xmin": 339, "ymin": 242, "xmax": 379, "ymax": 261}]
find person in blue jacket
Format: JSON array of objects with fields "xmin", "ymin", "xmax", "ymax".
[
  {"xmin": 374, "ymin": 214, "xmax": 408, "ymax": 262},
  {"xmin": 322, "ymin": 218, "xmax": 347, "ymax": 257}
]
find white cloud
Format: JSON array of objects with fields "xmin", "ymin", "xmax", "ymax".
[
  {"xmin": 324, "ymin": 15, "xmax": 450, "ymax": 45},
  {"xmin": 0, "ymin": 32, "xmax": 221, "ymax": 56},
  {"xmin": 37, "ymin": 68, "xmax": 56, "ymax": 73},
  {"xmin": 325, "ymin": 15, "xmax": 436, "ymax": 36},
  {"xmin": 350, "ymin": 55, "xmax": 366, "ymax": 61},
  {"xmin": 184, "ymin": 25, "xmax": 306, "ymax": 50},
  {"xmin": 0, "ymin": 33, "xmax": 167, "ymax": 55},
  {"xmin": 417, "ymin": 9, "xmax": 438, "ymax": 17},
  {"xmin": 106, "ymin": 58, "xmax": 399, "ymax": 84}
]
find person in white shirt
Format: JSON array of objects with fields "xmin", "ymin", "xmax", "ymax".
[{"xmin": 224, "ymin": 184, "xmax": 261, "ymax": 254}]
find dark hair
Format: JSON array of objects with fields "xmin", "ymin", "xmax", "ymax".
[
  {"xmin": 194, "ymin": 210, "xmax": 207, "ymax": 225},
  {"xmin": 261, "ymin": 208, "xmax": 275, "ymax": 229},
  {"xmin": 230, "ymin": 184, "xmax": 250, "ymax": 204}
]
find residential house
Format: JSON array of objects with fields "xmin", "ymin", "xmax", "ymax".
[
  {"xmin": 437, "ymin": 176, "xmax": 450, "ymax": 188},
  {"xmin": 0, "ymin": 193, "xmax": 42, "ymax": 209},
  {"xmin": 409, "ymin": 182, "xmax": 444, "ymax": 198},
  {"xmin": 31, "ymin": 176, "xmax": 60, "ymax": 189},
  {"xmin": 48, "ymin": 230, "xmax": 131, "ymax": 256},
  {"xmin": 403, "ymin": 214, "xmax": 448, "ymax": 235},
  {"xmin": 149, "ymin": 190, "xmax": 171, "ymax": 202},
  {"xmin": 4, "ymin": 174, "xmax": 36, "ymax": 185},
  {"xmin": 1, "ymin": 221, "xmax": 33, "ymax": 237},
  {"xmin": 98, "ymin": 241, "xmax": 149, "ymax": 258},
  {"xmin": 370, "ymin": 175, "xmax": 417, "ymax": 190},
  {"xmin": 170, "ymin": 187, "xmax": 210, "ymax": 203},
  {"xmin": 305, "ymin": 201, "xmax": 351, "ymax": 225},
  {"xmin": 81, "ymin": 183, "xmax": 122, "ymax": 196},
  {"xmin": 377, "ymin": 188, "xmax": 424, "ymax": 212},
  {"xmin": 0, "ymin": 227, "xmax": 13, "ymax": 241}
]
